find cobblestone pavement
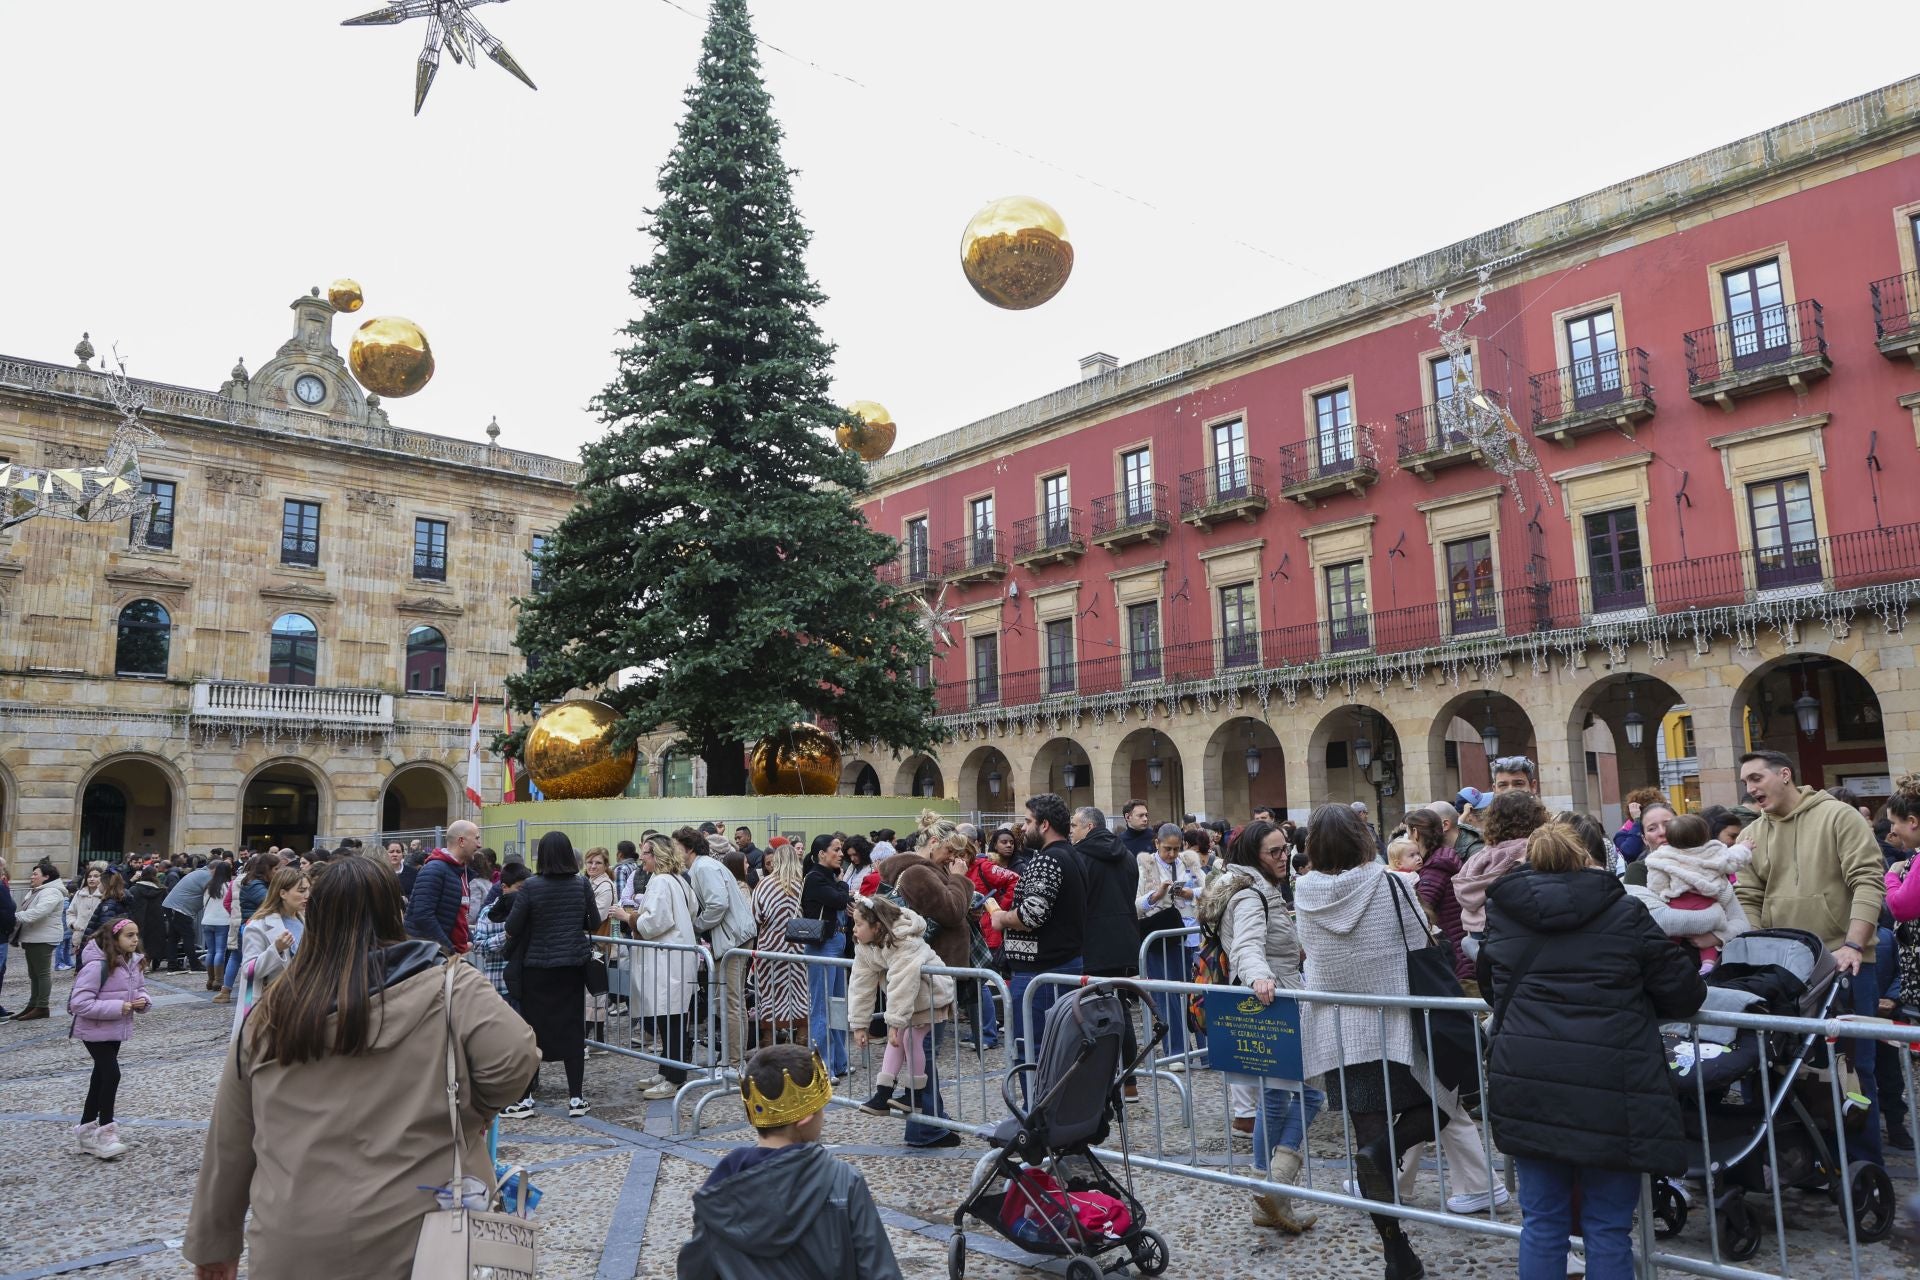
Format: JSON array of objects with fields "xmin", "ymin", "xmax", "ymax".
[{"xmin": 3, "ymin": 968, "xmax": 1916, "ymax": 1278}]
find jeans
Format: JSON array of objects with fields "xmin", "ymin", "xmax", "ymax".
[
  {"xmin": 1873, "ymin": 928, "xmax": 1908, "ymax": 1133},
  {"xmin": 1514, "ymin": 1158, "xmax": 1640, "ymax": 1280},
  {"xmin": 1009, "ymin": 958, "xmax": 1083, "ymax": 1085},
  {"xmin": 1841, "ymin": 973, "xmax": 1884, "ymax": 1166},
  {"xmin": 964, "ymin": 977, "xmax": 1000, "ymax": 1048},
  {"xmin": 804, "ymin": 933, "xmax": 848, "ymax": 1078},
  {"xmin": 1142, "ymin": 938, "xmax": 1191, "ymax": 1059},
  {"xmin": 1250, "ymin": 1080, "xmax": 1325, "ymax": 1169},
  {"xmin": 0, "ymin": 941, "xmax": 9, "ymax": 1009},
  {"xmin": 223, "ymin": 944, "xmax": 242, "ymax": 992},
  {"xmin": 903, "ymin": 1023, "xmax": 952, "ymax": 1146},
  {"xmin": 202, "ymin": 926, "xmax": 229, "ymax": 979},
  {"xmin": 55, "ymin": 920, "xmax": 74, "ymax": 970}
]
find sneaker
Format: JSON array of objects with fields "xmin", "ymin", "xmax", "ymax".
[
  {"xmin": 500, "ymin": 1098, "xmax": 536, "ymax": 1119},
  {"xmin": 1886, "ymin": 1125, "xmax": 1915, "ymax": 1151},
  {"xmin": 643, "ymin": 1080, "xmax": 677, "ymax": 1100},
  {"xmin": 1166, "ymin": 1059, "xmax": 1187, "ymax": 1073},
  {"xmin": 91, "ymin": 1123, "xmax": 128, "ymax": 1159},
  {"xmin": 567, "ymin": 1097, "xmax": 591, "ymax": 1117},
  {"xmin": 1446, "ymin": 1185, "xmax": 1511, "ymax": 1214},
  {"xmin": 72, "ymin": 1121, "xmax": 99, "ymax": 1153}
]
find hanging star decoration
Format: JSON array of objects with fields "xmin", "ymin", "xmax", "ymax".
[
  {"xmin": 0, "ymin": 354, "xmax": 163, "ymax": 543},
  {"xmin": 341, "ymin": 0, "xmax": 537, "ymax": 115},
  {"xmin": 1430, "ymin": 265, "xmax": 1551, "ymax": 507},
  {"xmin": 913, "ymin": 583, "xmax": 964, "ymax": 649}
]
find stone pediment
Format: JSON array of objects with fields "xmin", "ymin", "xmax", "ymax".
[
  {"xmin": 396, "ymin": 595, "xmax": 466, "ymax": 618},
  {"xmin": 260, "ymin": 580, "xmax": 338, "ymax": 606},
  {"xmin": 106, "ymin": 567, "xmax": 194, "ymax": 596}
]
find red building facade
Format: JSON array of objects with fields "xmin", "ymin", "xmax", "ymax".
[{"xmin": 847, "ymin": 78, "xmax": 1920, "ymax": 830}]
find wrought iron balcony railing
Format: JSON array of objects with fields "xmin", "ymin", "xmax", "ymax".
[
  {"xmin": 1178, "ymin": 457, "xmax": 1267, "ymax": 522},
  {"xmin": 1091, "ymin": 484, "xmax": 1170, "ymax": 541},
  {"xmin": 941, "ymin": 530, "xmax": 1006, "ymax": 580},
  {"xmin": 1530, "ymin": 347, "xmax": 1655, "ymax": 439},
  {"xmin": 1684, "ymin": 298, "xmax": 1828, "ymax": 397},
  {"xmin": 1012, "ymin": 509, "xmax": 1085, "ymax": 562},
  {"xmin": 1871, "ymin": 270, "xmax": 1920, "ymax": 359}
]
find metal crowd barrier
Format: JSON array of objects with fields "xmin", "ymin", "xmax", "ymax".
[
  {"xmin": 586, "ymin": 935, "xmax": 728, "ymax": 1133},
  {"xmin": 1013, "ymin": 971, "xmax": 1919, "ymax": 1280}
]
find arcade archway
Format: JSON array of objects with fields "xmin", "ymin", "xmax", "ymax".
[
  {"xmin": 78, "ymin": 754, "xmax": 180, "ymax": 865},
  {"xmin": 1735, "ymin": 655, "xmax": 1888, "ymax": 798},
  {"xmin": 1202, "ymin": 717, "xmax": 1285, "ymax": 821},
  {"xmin": 241, "ymin": 760, "xmax": 326, "ymax": 853},
  {"xmin": 381, "ymin": 762, "xmax": 456, "ymax": 833},
  {"xmin": 1108, "ymin": 726, "xmax": 1186, "ymax": 825},
  {"xmin": 1029, "ymin": 737, "xmax": 1094, "ymax": 810}
]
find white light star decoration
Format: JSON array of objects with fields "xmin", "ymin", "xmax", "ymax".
[
  {"xmin": 0, "ymin": 357, "xmax": 163, "ymax": 542},
  {"xmin": 342, "ymin": 0, "xmax": 537, "ymax": 115},
  {"xmin": 1430, "ymin": 265, "xmax": 1551, "ymax": 507},
  {"xmin": 913, "ymin": 583, "xmax": 964, "ymax": 649}
]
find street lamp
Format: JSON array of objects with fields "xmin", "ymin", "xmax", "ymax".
[
  {"xmin": 1353, "ymin": 734, "xmax": 1373, "ymax": 772},
  {"xmin": 1147, "ymin": 734, "xmax": 1164, "ymax": 787},
  {"xmin": 1062, "ymin": 762, "xmax": 1079, "ymax": 791},
  {"xmin": 1793, "ymin": 692, "xmax": 1821, "ymax": 738},
  {"xmin": 986, "ymin": 768, "xmax": 1002, "ymax": 797},
  {"xmin": 1480, "ymin": 692, "xmax": 1500, "ymax": 759},
  {"xmin": 1622, "ymin": 709, "xmax": 1646, "ymax": 750},
  {"xmin": 1245, "ymin": 741, "xmax": 1262, "ymax": 778}
]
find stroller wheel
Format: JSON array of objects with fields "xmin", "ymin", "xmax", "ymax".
[
  {"xmin": 1064, "ymin": 1260, "xmax": 1103, "ymax": 1280},
  {"xmin": 1716, "ymin": 1196, "xmax": 1762, "ymax": 1262},
  {"xmin": 1650, "ymin": 1180, "xmax": 1688, "ymax": 1240},
  {"xmin": 1844, "ymin": 1161, "xmax": 1896, "ymax": 1243},
  {"xmin": 947, "ymin": 1231, "xmax": 966, "ymax": 1279},
  {"xmin": 1129, "ymin": 1228, "xmax": 1170, "ymax": 1276}
]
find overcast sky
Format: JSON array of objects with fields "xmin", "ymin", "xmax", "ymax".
[{"xmin": 0, "ymin": 2, "xmax": 1910, "ymax": 463}]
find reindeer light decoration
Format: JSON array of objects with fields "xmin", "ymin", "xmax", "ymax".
[
  {"xmin": 0, "ymin": 358, "xmax": 163, "ymax": 543},
  {"xmin": 1430, "ymin": 265, "xmax": 1550, "ymax": 507}
]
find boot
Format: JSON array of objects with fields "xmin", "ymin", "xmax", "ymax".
[
  {"xmin": 90, "ymin": 1123, "xmax": 129, "ymax": 1159},
  {"xmin": 206, "ymin": 969, "xmax": 220, "ymax": 991},
  {"xmin": 71, "ymin": 1121, "xmax": 99, "ymax": 1154},
  {"xmin": 1357, "ymin": 1110, "xmax": 1448, "ymax": 1202},
  {"xmin": 1377, "ymin": 1220, "xmax": 1424, "ymax": 1280},
  {"xmin": 212, "ymin": 988, "xmax": 232, "ymax": 1004},
  {"xmin": 1249, "ymin": 1147, "xmax": 1317, "ymax": 1233}
]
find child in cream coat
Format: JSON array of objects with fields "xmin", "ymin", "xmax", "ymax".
[{"xmin": 847, "ymin": 895, "xmax": 955, "ymax": 1115}]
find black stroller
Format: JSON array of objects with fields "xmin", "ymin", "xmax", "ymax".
[
  {"xmin": 1651, "ymin": 928, "xmax": 1897, "ymax": 1260},
  {"xmin": 949, "ymin": 980, "xmax": 1168, "ymax": 1279}
]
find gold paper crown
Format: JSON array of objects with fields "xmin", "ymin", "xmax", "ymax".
[{"xmin": 741, "ymin": 1050, "xmax": 835, "ymax": 1129}]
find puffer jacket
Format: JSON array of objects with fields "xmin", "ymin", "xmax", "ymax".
[
  {"xmin": 68, "ymin": 938, "xmax": 149, "ymax": 1041},
  {"xmin": 1453, "ymin": 837, "xmax": 1527, "ymax": 934},
  {"xmin": 1633, "ymin": 840, "xmax": 1753, "ymax": 945},
  {"xmin": 1415, "ymin": 847, "xmax": 1472, "ymax": 981},
  {"xmin": 881, "ymin": 854, "xmax": 970, "ymax": 969},
  {"xmin": 1206, "ymin": 865, "xmax": 1299, "ymax": 989},
  {"xmin": 676, "ymin": 1141, "xmax": 900, "ymax": 1280},
  {"xmin": 15, "ymin": 880, "xmax": 68, "ymax": 944},
  {"xmin": 847, "ymin": 906, "xmax": 957, "ymax": 1041},
  {"xmin": 1075, "ymin": 824, "xmax": 1141, "ymax": 974},
  {"xmin": 1478, "ymin": 867, "xmax": 1706, "ymax": 1175},
  {"xmin": 503, "ymin": 873, "xmax": 598, "ymax": 970}
]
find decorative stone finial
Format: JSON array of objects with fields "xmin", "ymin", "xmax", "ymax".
[
  {"xmin": 231, "ymin": 356, "xmax": 249, "ymax": 383},
  {"xmin": 486, "ymin": 415, "xmax": 501, "ymax": 443},
  {"xmin": 366, "ymin": 393, "xmax": 381, "ymax": 407},
  {"xmin": 310, "ymin": 285, "xmax": 321, "ymax": 298},
  {"xmin": 75, "ymin": 332, "xmax": 95, "ymax": 368}
]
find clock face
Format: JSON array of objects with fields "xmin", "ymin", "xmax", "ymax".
[{"xmin": 293, "ymin": 374, "xmax": 326, "ymax": 406}]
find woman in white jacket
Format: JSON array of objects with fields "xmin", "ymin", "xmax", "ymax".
[
  {"xmin": 13, "ymin": 862, "xmax": 69, "ymax": 1020},
  {"xmin": 230, "ymin": 870, "xmax": 309, "ymax": 1040},
  {"xmin": 628, "ymin": 835, "xmax": 699, "ymax": 1099}
]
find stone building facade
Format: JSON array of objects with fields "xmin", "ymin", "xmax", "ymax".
[
  {"xmin": 843, "ymin": 77, "xmax": 1920, "ymax": 830},
  {"xmin": 0, "ymin": 289, "xmax": 579, "ymax": 873}
]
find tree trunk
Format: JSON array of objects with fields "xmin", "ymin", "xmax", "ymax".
[{"xmin": 702, "ymin": 739, "xmax": 749, "ymax": 797}]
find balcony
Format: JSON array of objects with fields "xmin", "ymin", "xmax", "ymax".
[
  {"xmin": 1179, "ymin": 458, "xmax": 1268, "ymax": 527},
  {"xmin": 877, "ymin": 547, "xmax": 936, "ymax": 593},
  {"xmin": 1684, "ymin": 299, "xmax": 1830, "ymax": 410},
  {"xmin": 1871, "ymin": 271, "xmax": 1920, "ymax": 366},
  {"xmin": 1091, "ymin": 484, "xmax": 1171, "ymax": 548},
  {"xmin": 191, "ymin": 681, "xmax": 394, "ymax": 729},
  {"xmin": 1529, "ymin": 348, "xmax": 1655, "ymax": 445},
  {"xmin": 942, "ymin": 530, "xmax": 1007, "ymax": 585},
  {"xmin": 1394, "ymin": 400, "xmax": 1481, "ymax": 479},
  {"xmin": 1277, "ymin": 429, "xmax": 1379, "ymax": 508},
  {"xmin": 1012, "ymin": 510, "xmax": 1086, "ymax": 568}
]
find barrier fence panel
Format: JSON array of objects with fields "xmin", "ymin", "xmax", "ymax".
[
  {"xmin": 1010, "ymin": 972, "xmax": 1918, "ymax": 1280},
  {"xmin": 586, "ymin": 935, "xmax": 728, "ymax": 1133}
]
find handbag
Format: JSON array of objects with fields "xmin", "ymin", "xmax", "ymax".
[
  {"xmin": 1385, "ymin": 875, "xmax": 1483, "ymax": 1109},
  {"xmin": 410, "ymin": 963, "xmax": 540, "ymax": 1280},
  {"xmin": 783, "ymin": 916, "xmax": 826, "ymax": 945}
]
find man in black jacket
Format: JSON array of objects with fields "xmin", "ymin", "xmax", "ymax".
[
  {"xmin": 991, "ymin": 792, "xmax": 1087, "ymax": 1071},
  {"xmin": 1073, "ymin": 805, "xmax": 1145, "ymax": 1097},
  {"xmin": 1117, "ymin": 800, "xmax": 1156, "ymax": 859}
]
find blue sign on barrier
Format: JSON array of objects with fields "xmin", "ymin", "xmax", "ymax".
[{"xmin": 1202, "ymin": 991, "xmax": 1303, "ymax": 1080}]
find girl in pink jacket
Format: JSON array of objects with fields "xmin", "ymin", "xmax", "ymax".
[{"xmin": 67, "ymin": 917, "xmax": 150, "ymax": 1159}]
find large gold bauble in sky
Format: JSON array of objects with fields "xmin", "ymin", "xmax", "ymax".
[
  {"xmin": 328, "ymin": 278, "xmax": 364, "ymax": 313},
  {"xmin": 836, "ymin": 401, "xmax": 897, "ymax": 462},
  {"xmin": 960, "ymin": 196, "xmax": 1074, "ymax": 310},
  {"xmin": 348, "ymin": 315, "xmax": 435, "ymax": 398},
  {"xmin": 524, "ymin": 700, "xmax": 637, "ymax": 800},
  {"xmin": 748, "ymin": 723, "xmax": 842, "ymax": 796}
]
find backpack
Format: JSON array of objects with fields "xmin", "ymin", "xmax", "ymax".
[{"xmin": 1186, "ymin": 885, "xmax": 1267, "ymax": 1037}]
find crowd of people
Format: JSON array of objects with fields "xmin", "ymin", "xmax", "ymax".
[{"xmin": 3, "ymin": 745, "xmax": 1914, "ymax": 1279}]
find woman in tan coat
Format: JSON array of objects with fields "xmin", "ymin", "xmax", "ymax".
[{"xmin": 186, "ymin": 857, "xmax": 538, "ymax": 1280}]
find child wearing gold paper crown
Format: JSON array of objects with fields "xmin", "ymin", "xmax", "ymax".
[{"xmin": 676, "ymin": 1045, "xmax": 902, "ymax": 1280}]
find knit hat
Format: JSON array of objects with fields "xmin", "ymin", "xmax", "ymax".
[
  {"xmin": 705, "ymin": 833, "xmax": 733, "ymax": 859},
  {"xmin": 767, "ymin": 835, "xmax": 789, "ymax": 849}
]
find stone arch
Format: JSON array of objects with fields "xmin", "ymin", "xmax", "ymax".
[
  {"xmin": 75, "ymin": 750, "xmax": 188, "ymax": 867},
  {"xmin": 958, "ymin": 743, "xmax": 1016, "ymax": 814},
  {"xmin": 1424, "ymin": 688, "xmax": 1538, "ymax": 802},
  {"xmin": 238, "ymin": 755, "xmax": 331, "ymax": 854},
  {"xmin": 379, "ymin": 760, "xmax": 459, "ymax": 835},
  {"xmin": 1566, "ymin": 670, "xmax": 1686, "ymax": 821},
  {"xmin": 1734, "ymin": 652, "xmax": 1887, "ymax": 796},
  {"xmin": 1200, "ymin": 716, "xmax": 1285, "ymax": 821},
  {"xmin": 1028, "ymin": 737, "xmax": 1094, "ymax": 809},
  {"xmin": 839, "ymin": 758, "xmax": 882, "ymax": 796},
  {"xmin": 893, "ymin": 753, "xmax": 944, "ymax": 799},
  {"xmin": 1106, "ymin": 724, "xmax": 1186, "ymax": 824},
  {"xmin": 1305, "ymin": 703, "xmax": 1407, "ymax": 831}
]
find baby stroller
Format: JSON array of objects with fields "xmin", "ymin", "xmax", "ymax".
[
  {"xmin": 1651, "ymin": 928, "xmax": 1897, "ymax": 1260},
  {"xmin": 949, "ymin": 979, "xmax": 1168, "ymax": 1279}
]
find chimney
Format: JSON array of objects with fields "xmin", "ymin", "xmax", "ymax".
[{"xmin": 1078, "ymin": 351, "xmax": 1118, "ymax": 381}]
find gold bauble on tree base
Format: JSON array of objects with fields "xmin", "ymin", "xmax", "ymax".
[
  {"xmin": 749, "ymin": 723, "xmax": 842, "ymax": 796},
  {"xmin": 836, "ymin": 401, "xmax": 897, "ymax": 462},
  {"xmin": 328, "ymin": 278, "xmax": 365, "ymax": 313},
  {"xmin": 960, "ymin": 195, "xmax": 1074, "ymax": 310},
  {"xmin": 524, "ymin": 700, "xmax": 638, "ymax": 800},
  {"xmin": 348, "ymin": 315, "xmax": 435, "ymax": 398}
]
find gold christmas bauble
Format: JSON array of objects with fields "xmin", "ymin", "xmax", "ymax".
[
  {"xmin": 524, "ymin": 700, "xmax": 637, "ymax": 800},
  {"xmin": 348, "ymin": 315, "xmax": 435, "ymax": 398},
  {"xmin": 748, "ymin": 723, "xmax": 841, "ymax": 796},
  {"xmin": 328, "ymin": 278, "xmax": 364, "ymax": 313},
  {"xmin": 959, "ymin": 196, "xmax": 1073, "ymax": 310},
  {"xmin": 836, "ymin": 401, "xmax": 897, "ymax": 462}
]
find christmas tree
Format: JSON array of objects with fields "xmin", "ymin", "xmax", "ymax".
[{"xmin": 506, "ymin": 0, "xmax": 937, "ymax": 794}]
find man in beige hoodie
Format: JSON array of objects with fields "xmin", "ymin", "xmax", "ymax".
[{"xmin": 1733, "ymin": 748, "xmax": 1887, "ymax": 1165}]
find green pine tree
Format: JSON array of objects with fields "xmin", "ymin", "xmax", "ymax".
[{"xmin": 505, "ymin": 0, "xmax": 937, "ymax": 794}]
